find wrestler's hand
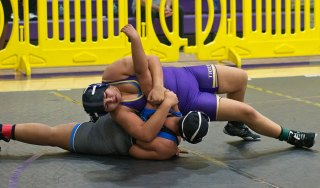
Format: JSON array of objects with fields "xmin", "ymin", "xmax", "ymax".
[
  {"xmin": 165, "ymin": 8, "xmax": 172, "ymax": 17},
  {"xmin": 176, "ymin": 147, "xmax": 189, "ymax": 157},
  {"xmin": 121, "ymin": 24, "xmax": 139, "ymax": 40},
  {"xmin": 147, "ymin": 86, "xmax": 166, "ymax": 105},
  {"xmin": 165, "ymin": 4, "xmax": 172, "ymax": 17},
  {"xmin": 164, "ymin": 90, "xmax": 179, "ymax": 106}
]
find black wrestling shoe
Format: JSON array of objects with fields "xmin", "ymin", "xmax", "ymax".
[
  {"xmin": 223, "ymin": 122, "xmax": 261, "ymax": 141},
  {"xmin": 287, "ymin": 131, "xmax": 317, "ymax": 148},
  {"xmin": 0, "ymin": 136, "xmax": 10, "ymax": 142}
]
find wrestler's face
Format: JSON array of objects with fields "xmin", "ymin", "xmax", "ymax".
[{"xmin": 103, "ymin": 86, "xmax": 121, "ymax": 112}]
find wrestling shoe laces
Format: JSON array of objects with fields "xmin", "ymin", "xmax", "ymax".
[
  {"xmin": 287, "ymin": 130, "xmax": 317, "ymax": 148},
  {"xmin": 223, "ymin": 122, "xmax": 261, "ymax": 141}
]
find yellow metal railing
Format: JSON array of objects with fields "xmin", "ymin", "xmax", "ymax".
[
  {"xmin": 0, "ymin": 0, "xmax": 185, "ymax": 76},
  {"xmin": 185, "ymin": 0, "xmax": 320, "ymax": 67},
  {"xmin": 0, "ymin": 1, "xmax": 4, "ymax": 36},
  {"xmin": 0, "ymin": 0, "xmax": 319, "ymax": 76}
]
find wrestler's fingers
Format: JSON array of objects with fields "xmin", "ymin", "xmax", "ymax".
[
  {"xmin": 176, "ymin": 148, "xmax": 189, "ymax": 156},
  {"xmin": 178, "ymin": 148, "xmax": 189, "ymax": 154}
]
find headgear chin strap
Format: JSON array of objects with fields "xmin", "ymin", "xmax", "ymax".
[{"xmin": 82, "ymin": 83, "xmax": 109, "ymax": 121}]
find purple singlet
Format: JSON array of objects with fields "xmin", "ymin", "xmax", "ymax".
[
  {"xmin": 163, "ymin": 64, "xmax": 219, "ymax": 120},
  {"xmin": 107, "ymin": 65, "xmax": 220, "ymax": 120}
]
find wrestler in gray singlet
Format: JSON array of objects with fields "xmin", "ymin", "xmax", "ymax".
[{"xmin": 70, "ymin": 114, "xmax": 133, "ymax": 155}]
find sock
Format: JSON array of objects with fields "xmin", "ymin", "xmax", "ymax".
[
  {"xmin": 11, "ymin": 124, "xmax": 16, "ymax": 140},
  {"xmin": 0, "ymin": 123, "xmax": 13, "ymax": 140},
  {"xmin": 278, "ymin": 127, "xmax": 290, "ymax": 141}
]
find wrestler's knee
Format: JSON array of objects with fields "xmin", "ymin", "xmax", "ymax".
[
  {"xmin": 240, "ymin": 105, "xmax": 259, "ymax": 122},
  {"xmin": 237, "ymin": 69, "xmax": 248, "ymax": 86},
  {"xmin": 156, "ymin": 141, "xmax": 177, "ymax": 160},
  {"xmin": 45, "ymin": 127, "xmax": 60, "ymax": 146},
  {"xmin": 47, "ymin": 126, "xmax": 71, "ymax": 147}
]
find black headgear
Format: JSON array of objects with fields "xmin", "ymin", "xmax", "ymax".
[
  {"xmin": 82, "ymin": 83, "xmax": 109, "ymax": 121},
  {"xmin": 178, "ymin": 111, "xmax": 210, "ymax": 144}
]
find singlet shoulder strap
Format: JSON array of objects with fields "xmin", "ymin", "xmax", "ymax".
[{"xmin": 103, "ymin": 77, "xmax": 143, "ymax": 96}]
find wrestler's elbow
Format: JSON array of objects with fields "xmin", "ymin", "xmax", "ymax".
[
  {"xmin": 134, "ymin": 131, "xmax": 155, "ymax": 142},
  {"xmin": 154, "ymin": 142, "xmax": 178, "ymax": 160}
]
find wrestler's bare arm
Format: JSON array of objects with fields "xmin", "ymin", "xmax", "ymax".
[
  {"xmin": 111, "ymin": 91, "xmax": 178, "ymax": 142},
  {"xmin": 103, "ymin": 24, "xmax": 165, "ymax": 103},
  {"xmin": 129, "ymin": 137, "xmax": 178, "ymax": 160},
  {"xmin": 122, "ymin": 25, "xmax": 165, "ymax": 104}
]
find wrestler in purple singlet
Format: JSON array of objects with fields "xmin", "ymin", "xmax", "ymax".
[
  {"xmin": 105, "ymin": 64, "xmax": 220, "ymax": 120},
  {"xmin": 162, "ymin": 64, "xmax": 219, "ymax": 120}
]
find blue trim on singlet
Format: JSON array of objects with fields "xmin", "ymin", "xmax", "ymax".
[
  {"xmin": 69, "ymin": 123, "xmax": 81, "ymax": 153},
  {"xmin": 140, "ymin": 108, "xmax": 183, "ymax": 120},
  {"xmin": 169, "ymin": 110, "xmax": 182, "ymax": 117},
  {"xmin": 139, "ymin": 107, "xmax": 181, "ymax": 145},
  {"xmin": 139, "ymin": 108, "xmax": 156, "ymax": 121},
  {"xmin": 157, "ymin": 131, "xmax": 179, "ymax": 145}
]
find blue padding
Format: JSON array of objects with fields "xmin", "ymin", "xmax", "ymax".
[{"xmin": 157, "ymin": 131, "xmax": 179, "ymax": 145}]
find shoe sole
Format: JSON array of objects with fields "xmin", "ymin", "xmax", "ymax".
[
  {"xmin": 304, "ymin": 133, "xmax": 317, "ymax": 148},
  {"xmin": 223, "ymin": 128, "xmax": 261, "ymax": 141},
  {"xmin": 310, "ymin": 133, "xmax": 317, "ymax": 148},
  {"xmin": 242, "ymin": 136, "xmax": 261, "ymax": 141}
]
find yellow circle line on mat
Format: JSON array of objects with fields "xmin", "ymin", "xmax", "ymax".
[
  {"xmin": 184, "ymin": 148, "xmax": 281, "ymax": 188},
  {"xmin": 247, "ymin": 84, "xmax": 320, "ymax": 108},
  {"xmin": 51, "ymin": 91, "xmax": 82, "ymax": 106}
]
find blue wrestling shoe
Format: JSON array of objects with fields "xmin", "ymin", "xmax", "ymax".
[
  {"xmin": 287, "ymin": 131, "xmax": 317, "ymax": 148},
  {"xmin": 223, "ymin": 121, "xmax": 261, "ymax": 141}
]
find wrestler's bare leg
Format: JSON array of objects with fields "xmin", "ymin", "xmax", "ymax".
[
  {"xmin": 13, "ymin": 122, "xmax": 76, "ymax": 150},
  {"xmin": 215, "ymin": 65, "xmax": 261, "ymax": 140},
  {"xmin": 216, "ymin": 97, "xmax": 317, "ymax": 148},
  {"xmin": 217, "ymin": 98, "xmax": 281, "ymax": 138},
  {"xmin": 215, "ymin": 65, "xmax": 247, "ymax": 102}
]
